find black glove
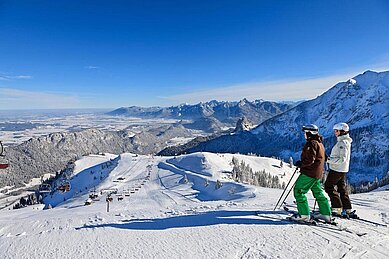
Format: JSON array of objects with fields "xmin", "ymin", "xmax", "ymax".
[{"xmin": 295, "ymin": 160, "xmax": 302, "ymax": 168}]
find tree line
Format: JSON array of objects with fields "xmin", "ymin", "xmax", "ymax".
[
  {"xmin": 231, "ymin": 157, "xmax": 285, "ymax": 189},
  {"xmin": 351, "ymin": 171, "xmax": 389, "ymax": 193}
]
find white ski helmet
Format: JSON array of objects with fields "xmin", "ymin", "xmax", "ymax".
[
  {"xmin": 302, "ymin": 124, "xmax": 319, "ymax": 135},
  {"xmin": 333, "ymin": 123, "xmax": 349, "ymax": 132}
]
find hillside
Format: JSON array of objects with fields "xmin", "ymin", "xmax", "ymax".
[
  {"xmin": 0, "ymin": 152, "xmax": 388, "ymax": 258},
  {"xmin": 0, "ymin": 124, "xmax": 193, "ymax": 189},
  {"xmin": 160, "ymin": 71, "xmax": 389, "ymax": 184}
]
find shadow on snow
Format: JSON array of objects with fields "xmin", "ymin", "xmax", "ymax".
[{"xmin": 76, "ymin": 210, "xmax": 291, "ymax": 231}]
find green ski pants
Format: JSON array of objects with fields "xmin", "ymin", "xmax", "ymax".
[{"xmin": 293, "ymin": 174, "xmax": 331, "ymax": 216}]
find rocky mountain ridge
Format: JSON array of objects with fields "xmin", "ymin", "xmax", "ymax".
[
  {"xmin": 108, "ymin": 99, "xmax": 293, "ymax": 126},
  {"xmin": 159, "ymin": 71, "xmax": 389, "ymax": 184}
]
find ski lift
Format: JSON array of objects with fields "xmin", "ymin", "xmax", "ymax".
[
  {"xmin": 39, "ymin": 183, "xmax": 52, "ymax": 193},
  {"xmin": 106, "ymin": 194, "xmax": 113, "ymax": 202},
  {"xmin": 0, "ymin": 141, "xmax": 9, "ymax": 170},
  {"xmin": 89, "ymin": 192, "xmax": 98, "ymax": 199},
  {"xmin": 58, "ymin": 181, "xmax": 71, "ymax": 192}
]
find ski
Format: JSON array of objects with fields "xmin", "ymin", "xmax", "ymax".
[
  {"xmin": 282, "ymin": 206, "xmax": 368, "ymax": 236},
  {"xmin": 348, "ymin": 217, "xmax": 387, "ymax": 227},
  {"xmin": 283, "ymin": 205, "xmax": 337, "ymax": 226},
  {"xmin": 287, "ymin": 216, "xmax": 320, "ymax": 226},
  {"xmin": 256, "ymin": 211, "xmax": 344, "ymax": 233},
  {"xmin": 332, "ymin": 212, "xmax": 387, "ymax": 227},
  {"xmin": 283, "ymin": 202, "xmax": 387, "ymax": 228}
]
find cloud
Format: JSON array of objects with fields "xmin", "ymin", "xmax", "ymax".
[
  {"xmin": 85, "ymin": 65, "xmax": 99, "ymax": 69},
  {"xmin": 162, "ymin": 67, "xmax": 389, "ymax": 104},
  {"xmin": 0, "ymin": 88, "xmax": 80, "ymax": 109},
  {"xmin": 0, "ymin": 75, "xmax": 33, "ymax": 81}
]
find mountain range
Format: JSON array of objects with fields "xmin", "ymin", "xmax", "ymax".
[
  {"xmin": 159, "ymin": 70, "xmax": 389, "ymax": 184},
  {"xmin": 2, "ymin": 71, "xmax": 387, "ymax": 187},
  {"xmin": 107, "ymin": 99, "xmax": 293, "ymax": 128}
]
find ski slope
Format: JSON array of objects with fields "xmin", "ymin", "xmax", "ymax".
[{"xmin": 0, "ymin": 152, "xmax": 388, "ymax": 259}]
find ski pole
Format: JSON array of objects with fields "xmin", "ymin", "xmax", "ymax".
[
  {"xmin": 273, "ymin": 167, "xmax": 298, "ymax": 210},
  {"xmin": 279, "ymin": 180, "xmax": 297, "ymax": 209},
  {"xmin": 312, "ymin": 200, "xmax": 317, "ymax": 213}
]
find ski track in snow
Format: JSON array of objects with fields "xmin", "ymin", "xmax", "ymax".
[{"xmin": 0, "ymin": 152, "xmax": 388, "ymax": 259}]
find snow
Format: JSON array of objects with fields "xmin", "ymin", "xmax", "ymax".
[
  {"xmin": 73, "ymin": 154, "xmax": 119, "ymax": 175},
  {"xmin": 0, "ymin": 173, "xmax": 56, "ymax": 209},
  {"xmin": 0, "ymin": 152, "xmax": 388, "ymax": 258},
  {"xmin": 165, "ymin": 136, "xmax": 194, "ymax": 146},
  {"xmin": 348, "ymin": 78, "xmax": 357, "ymax": 85},
  {"xmin": 0, "ymin": 173, "xmax": 53, "ymax": 194},
  {"xmin": 167, "ymin": 153, "xmax": 296, "ymax": 186},
  {"xmin": 248, "ymin": 71, "xmax": 389, "ymax": 184},
  {"xmin": 0, "ymin": 113, "xmax": 182, "ymax": 146}
]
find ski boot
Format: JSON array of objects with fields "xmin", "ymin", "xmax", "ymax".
[
  {"xmin": 288, "ymin": 214, "xmax": 312, "ymax": 223},
  {"xmin": 311, "ymin": 213, "xmax": 335, "ymax": 225},
  {"xmin": 342, "ymin": 209, "xmax": 359, "ymax": 219},
  {"xmin": 331, "ymin": 208, "xmax": 342, "ymax": 217}
]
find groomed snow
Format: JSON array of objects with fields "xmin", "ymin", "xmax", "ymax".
[{"xmin": 0, "ymin": 152, "xmax": 388, "ymax": 259}]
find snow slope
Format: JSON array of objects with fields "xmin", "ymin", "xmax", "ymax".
[
  {"xmin": 252, "ymin": 71, "xmax": 389, "ymax": 183},
  {"xmin": 0, "ymin": 152, "xmax": 388, "ymax": 259},
  {"xmin": 171, "ymin": 71, "xmax": 389, "ymax": 184}
]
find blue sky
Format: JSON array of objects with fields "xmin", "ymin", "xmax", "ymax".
[{"xmin": 1, "ymin": 0, "xmax": 388, "ymax": 109}]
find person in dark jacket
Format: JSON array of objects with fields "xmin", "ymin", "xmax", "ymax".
[{"xmin": 291, "ymin": 124, "xmax": 332, "ymax": 223}]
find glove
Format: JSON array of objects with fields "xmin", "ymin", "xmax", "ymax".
[{"xmin": 295, "ymin": 160, "xmax": 302, "ymax": 168}]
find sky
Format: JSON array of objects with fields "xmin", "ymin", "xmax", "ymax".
[{"xmin": 0, "ymin": 0, "xmax": 389, "ymax": 109}]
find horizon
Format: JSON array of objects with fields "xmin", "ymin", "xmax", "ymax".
[
  {"xmin": 0, "ymin": 97, "xmax": 293, "ymax": 111},
  {"xmin": 0, "ymin": 68, "xmax": 386, "ymax": 111},
  {"xmin": 1, "ymin": 1, "xmax": 389, "ymax": 109}
]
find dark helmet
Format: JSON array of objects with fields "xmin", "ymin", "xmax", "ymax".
[{"xmin": 302, "ymin": 124, "xmax": 319, "ymax": 135}]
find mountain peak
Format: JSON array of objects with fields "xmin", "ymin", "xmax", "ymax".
[
  {"xmin": 234, "ymin": 116, "xmax": 254, "ymax": 132},
  {"xmin": 174, "ymin": 71, "xmax": 389, "ymax": 184}
]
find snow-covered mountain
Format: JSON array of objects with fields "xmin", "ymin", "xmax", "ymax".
[
  {"xmin": 234, "ymin": 116, "xmax": 254, "ymax": 132},
  {"xmin": 108, "ymin": 99, "xmax": 293, "ymax": 126},
  {"xmin": 160, "ymin": 71, "xmax": 389, "ymax": 184},
  {"xmin": 182, "ymin": 116, "xmax": 225, "ymax": 133},
  {"xmin": 1, "ymin": 152, "xmax": 388, "ymax": 258},
  {"xmin": 0, "ymin": 124, "xmax": 193, "ymax": 189}
]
